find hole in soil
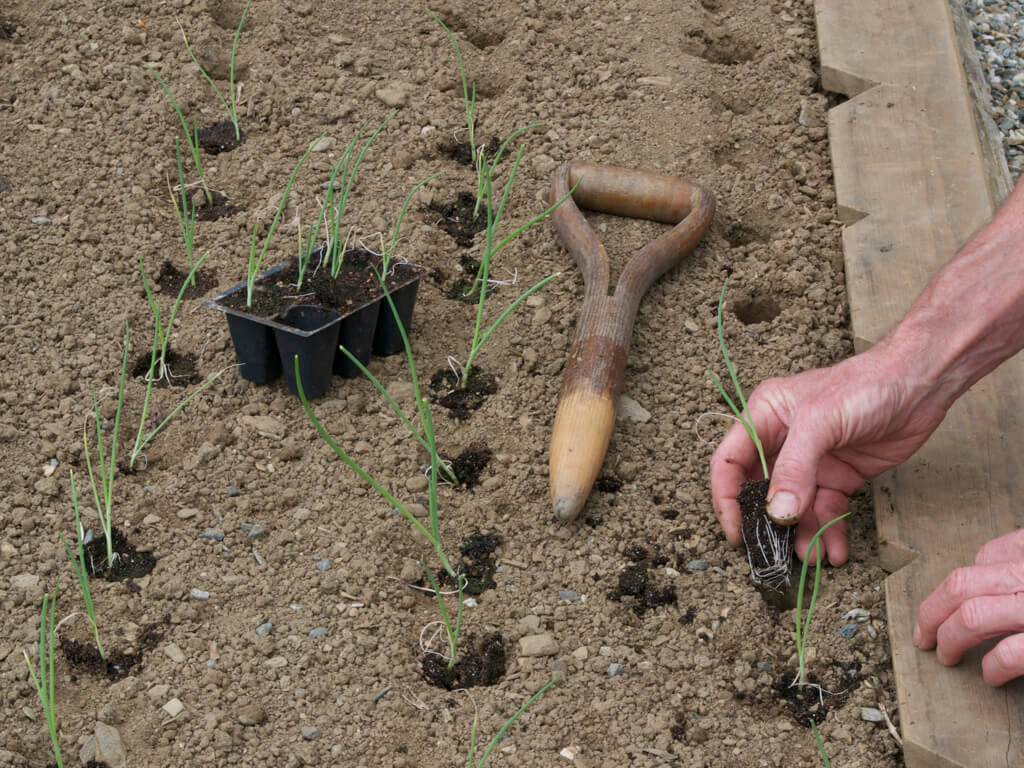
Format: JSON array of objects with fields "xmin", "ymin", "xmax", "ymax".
[
  {"xmin": 82, "ymin": 527, "xmax": 158, "ymax": 582},
  {"xmin": 447, "ymin": 135, "xmax": 501, "ymax": 169},
  {"xmin": 155, "ymin": 259, "xmax": 219, "ymax": 299},
  {"xmin": 432, "ymin": 13, "xmax": 506, "ymax": 50},
  {"xmin": 430, "ymin": 191, "xmax": 487, "ymax": 247},
  {"xmin": 422, "ymin": 632, "xmax": 506, "ymax": 690},
  {"xmin": 772, "ymin": 662, "xmax": 859, "ymax": 726},
  {"xmin": 450, "ymin": 445, "xmax": 492, "ymax": 488},
  {"xmin": 608, "ymin": 548, "xmax": 677, "ymax": 615},
  {"xmin": 431, "ymin": 366, "xmax": 498, "ymax": 419},
  {"xmin": 197, "ymin": 120, "xmax": 246, "ymax": 154},
  {"xmin": 457, "ymin": 531, "xmax": 501, "ymax": 595},
  {"xmin": 723, "ymin": 220, "xmax": 768, "ymax": 247},
  {"xmin": 130, "ymin": 348, "xmax": 201, "ymax": 388},
  {"xmin": 699, "ymin": 31, "xmax": 758, "ymax": 65},
  {"xmin": 61, "ymin": 618, "xmax": 164, "ymax": 680},
  {"xmin": 194, "ymin": 190, "xmax": 243, "ymax": 221},
  {"xmin": 732, "ymin": 297, "xmax": 781, "ymax": 325},
  {"xmin": 446, "ymin": 252, "xmax": 498, "ymax": 303}
]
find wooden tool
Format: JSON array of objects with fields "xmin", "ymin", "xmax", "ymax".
[{"xmin": 547, "ymin": 161, "xmax": 715, "ymax": 520}]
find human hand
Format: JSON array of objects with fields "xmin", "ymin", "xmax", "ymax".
[
  {"xmin": 914, "ymin": 529, "xmax": 1024, "ymax": 685},
  {"xmin": 710, "ymin": 344, "xmax": 950, "ymax": 565}
]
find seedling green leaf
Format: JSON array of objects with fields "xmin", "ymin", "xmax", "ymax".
[{"xmin": 24, "ymin": 585, "xmax": 63, "ymax": 768}]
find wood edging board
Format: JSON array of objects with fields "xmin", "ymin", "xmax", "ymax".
[{"xmin": 814, "ymin": 0, "xmax": 1024, "ymax": 766}]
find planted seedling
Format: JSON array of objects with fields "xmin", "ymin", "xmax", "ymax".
[
  {"xmin": 465, "ymin": 676, "xmax": 561, "ymax": 767},
  {"xmin": 454, "ymin": 144, "xmax": 574, "ymax": 389},
  {"xmin": 176, "ymin": 0, "xmax": 252, "ymax": 142},
  {"xmin": 706, "ymin": 280, "xmax": 794, "ymax": 596},
  {"xmin": 83, "ymin": 323, "xmax": 130, "ymax": 568},
  {"xmin": 145, "ymin": 64, "xmax": 212, "ymax": 207},
  {"xmin": 170, "ymin": 138, "xmax": 200, "ymax": 287},
  {"xmin": 23, "ymin": 585, "xmax": 63, "ymax": 768},
  {"xmin": 246, "ymin": 133, "xmax": 323, "ymax": 307},
  {"xmin": 60, "ymin": 470, "xmax": 104, "ymax": 660}
]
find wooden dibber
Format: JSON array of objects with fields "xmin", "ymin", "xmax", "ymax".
[{"xmin": 548, "ymin": 161, "xmax": 715, "ymax": 520}]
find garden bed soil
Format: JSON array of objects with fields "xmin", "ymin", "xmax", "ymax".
[{"xmin": 0, "ymin": 0, "xmax": 902, "ymax": 766}]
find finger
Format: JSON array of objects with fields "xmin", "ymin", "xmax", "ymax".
[
  {"xmin": 983, "ymin": 633, "xmax": 1024, "ymax": 686},
  {"xmin": 711, "ymin": 420, "xmax": 763, "ymax": 547},
  {"xmin": 975, "ymin": 529, "xmax": 1024, "ymax": 566},
  {"xmin": 934, "ymin": 593, "xmax": 1024, "ymax": 666},
  {"xmin": 792, "ymin": 490, "xmax": 847, "ymax": 566},
  {"xmin": 766, "ymin": 412, "xmax": 836, "ymax": 526},
  {"xmin": 915, "ymin": 562, "xmax": 1024, "ymax": 649},
  {"xmin": 815, "ymin": 488, "xmax": 849, "ymax": 566}
]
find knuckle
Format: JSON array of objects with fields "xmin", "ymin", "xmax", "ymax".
[
  {"xmin": 959, "ymin": 597, "xmax": 987, "ymax": 634},
  {"xmin": 941, "ymin": 567, "xmax": 973, "ymax": 603}
]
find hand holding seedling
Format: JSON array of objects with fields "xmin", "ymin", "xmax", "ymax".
[{"xmin": 713, "ymin": 177, "xmax": 1024, "ymax": 682}]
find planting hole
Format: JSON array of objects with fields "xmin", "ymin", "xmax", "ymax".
[
  {"xmin": 422, "ymin": 632, "xmax": 507, "ymax": 690},
  {"xmin": 198, "ymin": 121, "xmax": 246, "ymax": 154},
  {"xmin": 732, "ymin": 296, "xmax": 781, "ymax": 325}
]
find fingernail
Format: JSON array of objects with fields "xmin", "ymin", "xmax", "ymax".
[
  {"xmin": 912, "ymin": 623, "xmax": 921, "ymax": 647},
  {"xmin": 768, "ymin": 491, "xmax": 799, "ymax": 523}
]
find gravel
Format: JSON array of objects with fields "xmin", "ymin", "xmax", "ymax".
[{"xmin": 966, "ymin": 0, "xmax": 1024, "ymax": 176}]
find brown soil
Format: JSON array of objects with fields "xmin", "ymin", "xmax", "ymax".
[
  {"xmin": 197, "ymin": 120, "xmax": 246, "ymax": 155},
  {"xmin": 0, "ymin": 0, "xmax": 901, "ymax": 766}
]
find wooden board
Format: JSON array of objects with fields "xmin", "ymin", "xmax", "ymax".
[{"xmin": 814, "ymin": 0, "xmax": 1024, "ymax": 765}]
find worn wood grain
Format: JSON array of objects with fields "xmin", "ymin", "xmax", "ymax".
[{"xmin": 816, "ymin": 0, "xmax": 1024, "ymax": 764}]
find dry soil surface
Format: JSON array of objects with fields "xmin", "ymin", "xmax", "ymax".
[{"xmin": 0, "ymin": 0, "xmax": 905, "ymax": 766}]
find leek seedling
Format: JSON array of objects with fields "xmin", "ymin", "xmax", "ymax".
[
  {"xmin": 793, "ymin": 512, "xmax": 852, "ymax": 687},
  {"xmin": 467, "ymin": 676, "xmax": 560, "ymax": 767},
  {"xmin": 84, "ymin": 323, "xmax": 130, "ymax": 568},
  {"xmin": 23, "ymin": 585, "xmax": 63, "ymax": 768},
  {"xmin": 296, "ymin": 111, "xmax": 397, "ymax": 290},
  {"xmin": 145, "ymin": 65, "xmax": 212, "ymax": 207},
  {"xmin": 176, "ymin": 0, "xmax": 252, "ymax": 140},
  {"xmin": 246, "ymin": 133, "xmax": 322, "ymax": 307},
  {"xmin": 430, "ymin": 11, "xmax": 485, "ymax": 216},
  {"xmin": 456, "ymin": 145, "xmax": 573, "ymax": 387},
  {"xmin": 706, "ymin": 279, "xmax": 769, "ymax": 478},
  {"xmin": 170, "ymin": 138, "xmax": 199, "ymax": 288},
  {"xmin": 60, "ymin": 470, "xmax": 104, "ymax": 660},
  {"xmin": 811, "ymin": 720, "xmax": 831, "ymax": 767},
  {"xmin": 132, "ymin": 254, "xmax": 226, "ymax": 471}
]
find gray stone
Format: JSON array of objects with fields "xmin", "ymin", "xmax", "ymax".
[
  {"xmin": 93, "ymin": 722, "xmax": 127, "ymax": 767},
  {"xmin": 558, "ymin": 590, "xmax": 580, "ymax": 602},
  {"xmin": 309, "ymin": 627, "xmax": 328, "ymax": 639},
  {"xmin": 240, "ymin": 523, "xmax": 267, "ymax": 539},
  {"xmin": 32, "ymin": 216, "xmax": 52, "ymax": 226},
  {"xmin": 197, "ymin": 529, "xmax": 225, "ymax": 542},
  {"xmin": 227, "ymin": 486, "xmax": 241, "ymax": 497},
  {"xmin": 518, "ymin": 632, "xmax": 559, "ymax": 657},
  {"xmin": 860, "ymin": 707, "xmax": 884, "ymax": 723},
  {"xmin": 191, "ymin": 588, "xmax": 210, "ymax": 600},
  {"xmin": 237, "ymin": 705, "xmax": 266, "ymax": 726},
  {"xmin": 163, "ymin": 643, "xmax": 186, "ymax": 663},
  {"xmin": 315, "ymin": 559, "xmax": 332, "ymax": 572},
  {"xmin": 607, "ymin": 663, "xmax": 626, "ymax": 677},
  {"xmin": 311, "ymin": 137, "xmax": 333, "ymax": 152},
  {"xmin": 687, "ymin": 560, "xmax": 710, "ymax": 571},
  {"xmin": 837, "ymin": 623, "xmax": 858, "ymax": 639},
  {"xmin": 617, "ymin": 395, "xmax": 652, "ymax": 423},
  {"xmin": 255, "ymin": 621, "xmax": 273, "ymax": 637},
  {"xmin": 301, "ymin": 725, "xmax": 321, "ymax": 740}
]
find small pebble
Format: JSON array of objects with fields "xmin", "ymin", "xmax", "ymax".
[
  {"xmin": 227, "ymin": 487, "xmax": 241, "ymax": 497},
  {"xmin": 301, "ymin": 725, "xmax": 321, "ymax": 741},
  {"xmin": 837, "ymin": 623, "xmax": 858, "ymax": 639},
  {"xmin": 860, "ymin": 707, "xmax": 885, "ymax": 722},
  {"xmin": 197, "ymin": 529, "xmax": 225, "ymax": 542},
  {"xmin": 315, "ymin": 559, "xmax": 332, "ymax": 572},
  {"xmin": 253, "ymin": 551, "xmax": 266, "ymax": 565},
  {"xmin": 558, "ymin": 590, "xmax": 580, "ymax": 602},
  {"xmin": 607, "ymin": 663, "xmax": 626, "ymax": 677},
  {"xmin": 687, "ymin": 560, "xmax": 710, "ymax": 571},
  {"xmin": 162, "ymin": 698, "xmax": 184, "ymax": 718},
  {"xmin": 31, "ymin": 216, "xmax": 52, "ymax": 225},
  {"xmin": 309, "ymin": 627, "xmax": 328, "ymax": 638},
  {"xmin": 240, "ymin": 523, "xmax": 267, "ymax": 540},
  {"xmin": 191, "ymin": 589, "xmax": 210, "ymax": 600},
  {"xmin": 255, "ymin": 621, "xmax": 273, "ymax": 637}
]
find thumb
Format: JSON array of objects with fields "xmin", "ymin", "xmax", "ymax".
[{"xmin": 766, "ymin": 422, "xmax": 832, "ymax": 526}]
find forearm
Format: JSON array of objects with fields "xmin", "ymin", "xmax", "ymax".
[{"xmin": 877, "ymin": 178, "xmax": 1024, "ymax": 409}]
